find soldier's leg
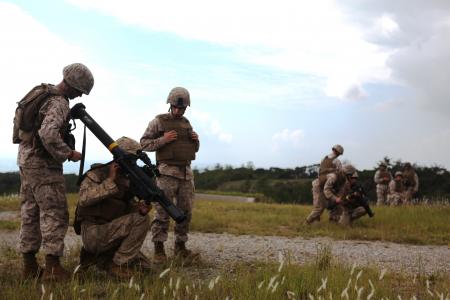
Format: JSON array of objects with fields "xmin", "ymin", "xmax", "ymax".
[
  {"xmin": 174, "ymin": 179, "xmax": 194, "ymax": 243},
  {"xmin": 329, "ymin": 204, "xmax": 343, "ymax": 223},
  {"xmin": 376, "ymin": 185, "xmax": 385, "ymax": 206},
  {"xmin": 404, "ymin": 189, "xmax": 413, "ymax": 204},
  {"xmin": 350, "ymin": 207, "xmax": 367, "ymax": 221},
  {"xmin": 34, "ymin": 169, "xmax": 68, "ymax": 257},
  {"xmin": 82, "ymin": 213, "xmax": 150, "ymax": 266},
  {"xmin": 18, "ymin": 168, "xmax": 42, "ymax": 254},
  {"xmin": 381, "ymin": 185, "xmax": 389, "ymax": 205},
  {"xmin": 306, "ymin": 181, "xmax": 325, "ymax": 224},
  {"xmin": 152, "ymin": 175, "xmax": 178, "ymax": 242},
  {"xmin": 338, "ymin": 207, "xmax": 352, "ymax": 226}
]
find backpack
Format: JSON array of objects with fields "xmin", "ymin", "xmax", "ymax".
[{"xmin": 12, "ymin": 83, "xmax": 60, "ymax": 144}]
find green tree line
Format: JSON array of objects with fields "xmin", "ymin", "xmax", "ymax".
[{"xmin": 194, "ymin": 160, "xmax": 450, "ymax": 204}]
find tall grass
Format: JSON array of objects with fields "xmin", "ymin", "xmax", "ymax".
[
  {"xmin": 0, "ymin": 245, "xmax": 448, "ymax": 299},
  {"xmin": 1, "ymin": 194, "xmax": 449, "ymax": 245}
]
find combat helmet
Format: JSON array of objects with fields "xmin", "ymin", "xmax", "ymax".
[
  {"xmin": 63, "ymin": 63, "xmax": 94, "ymax": 95},
  {"xmin": 116, "ymin": 136, "xmax": 141, "ymax": 155},
  {"xmin": 167, "ymin": 87, "xmax": 190, "ymax": 107},
  {"xmin": 332, "ymin": 144, "xmax": 344, "ymax": 155},
  {"xmin": 394, "ymin": 171, "xmax": 403, "ymax": 177},
  {"xmin": 342, "ymin": 164, "xmax": 357, "ymax": 178}
]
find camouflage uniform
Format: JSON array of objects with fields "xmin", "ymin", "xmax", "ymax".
[
  {"xmin": 17, "ymin": 95, "xmax": 72, "ymax": 256},
  {"xmin": 388, "ymin": 178, "xmax": 406, "ymax": 206},
  {"xmin": 77, "ymin": 164, "xmax": 151, "ymax": 267},
  {"xmin": 403, "ymin": 167, "xmax": 419, "ymax": 204},
  {"xmin": 140, "ymin": 114, "xmax": 199, "ymax": 243},
  {"xmin": 305, "ymin": 153, "xmax": 342, "ymax": 224},
  {"xmin": 324, "ymin": 172, "xmax": 367, "ymax": 226},
  {"xmin": 374, "ymin": 168, "xmax": 392, "ymax": 206}
]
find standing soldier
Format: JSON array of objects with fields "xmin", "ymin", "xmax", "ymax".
[
  {"xmin": 388, "ymin": 171, "xmax": 406, "ymax": 206},
  {"xmin": 75, "ymin": 137, "xmax": 152, "ymax": 279},
  {"xmin": 374, "ymin": 162, "xmax": 392, "ymax": 206},
  {"xmin": 305, "ymin": 144, "xmax": 344, "ymax": 224},
  {"xmin": 402, "ymin": 162, "xmax": 419, "ymax": 204},
  {"xmin": 14, "ymin": 63, "xmax": 94, "ymax": 280},
  {"xmin": 140, "ymin": 87, "xmax": 200, "ymax": 263}
]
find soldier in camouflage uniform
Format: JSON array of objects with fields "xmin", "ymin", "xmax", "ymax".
[
  {"xmin": 402, "ymin": 162, "xmax": 419, "ymax": 204},
  {"xmin": 16, "ymin": 63, "xmax": 94, "ymax": 280},
  {"xmin": 76, "ymin": 137, "xmax": 151, "ymax": 279},
  {"xmin": 333, "ymin": 169, "xmax": 368, "ymax": 226},
  {"xmin": 388, "ymin": 171, "xmax": 406, "ymax": 206},
  {"xmin": 140, "ymin": 87, "xmax": 199, "ymax": 263},
  {"xmin": 374, "ymin": 162, "xmax": 392, "ymax": 206},
  {"xmin": 305, "ymin": 144, "xmax": 344, "ymax": 224}
]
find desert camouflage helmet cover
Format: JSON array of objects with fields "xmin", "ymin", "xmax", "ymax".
[
  {"xmin": 116, "ymin": 136, "xmax": 141, "ymax": 155},
  {"xmin": 395, "ymin": 171, "xmax": 403, "ymax": 177},
  {"xmin": 332, "ymin": 144, "xmax": 344, "ymax": 155},
  {"xmin": 167, "ymin": 87, "xmax": 190, "ymax": 107},
  {"xmin": 342, "ymin": 164, "xmax": 356, "ymax": 176},
  {"xmin": 63, "ymin": 63, "xmax": 94, "ymax": 95}
]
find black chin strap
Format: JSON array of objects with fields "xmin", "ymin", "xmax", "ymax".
[{"xmin": 77, "ymin": 124, "xmax": 87, "ymax": 186}]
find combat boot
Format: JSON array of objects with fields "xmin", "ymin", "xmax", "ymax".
[
  {"xmin": 42, "ymin": 255, "xmax": 71, "ymax": 282},
  {"xmin": 174, "ymin": 241, "xmax": 200, "ymax": 261},
  {"xmin": 153, "ymin": 241, "xmax": 167, "ymax": 264},
  {"xmin": 22, "ymin": 252, "xmax": 43, "ymax": 280},
  {"xmin": 77, "ymin": 247, "xmax": 96, "ymax": 273},
  {"xmin": 108, "ymin": 262, "xmax": 133, "ymax": 279}
]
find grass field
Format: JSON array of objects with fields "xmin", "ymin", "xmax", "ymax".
[
  {"xmin": 1, "ymin": 194, "xmax": 449, "ymax": 245},
  {"xmin": 0, "ymin": 244, "xmax": 448, "ymax": 299}
]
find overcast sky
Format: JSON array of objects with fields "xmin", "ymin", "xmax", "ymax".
[{"xmin": 1, "ymin": 0, "xmax": 449, "ymax": 173}]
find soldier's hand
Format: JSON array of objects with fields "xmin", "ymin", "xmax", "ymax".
[
  {"xmin": 163, "ymin": 130, "xmax": 178, "ymax": 143},
  {"xmin": 335, "ymin": 197, "xmax": 342, "ymax": 204},
  {"xmin": 68, "ymin": 150, "xmax": 82, "ymax": 162},
  {"xmin": 191, "ymin": 131, "xmax": 199, "ymax": 141},
  {"xmin": 109, "ymin": 162, "xmax": 120, "ymax": 181},
  {"xmin": 137, "ymin": 201, "xmax": 151, "ymax": 216}
]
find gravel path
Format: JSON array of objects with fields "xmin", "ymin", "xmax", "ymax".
[{"xmin": 0, "ymin": 229, "xmax": 448, "ymax": 275}]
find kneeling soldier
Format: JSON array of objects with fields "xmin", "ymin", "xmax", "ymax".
[{"xmin": 75, "ymin": 137, "xmax": 152, "ymax": 278}]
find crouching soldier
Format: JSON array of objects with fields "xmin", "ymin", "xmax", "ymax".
[
  {"xmin": 75, "ymin": 137, "xmax": 152, "ymax": 278},
  {"xmin": 324, "ymin": 164, "xmax": 368, "ymax": 226},
  {"xmin": 388, "ymin": 171, "xmax": 406, "ymax": 206}
]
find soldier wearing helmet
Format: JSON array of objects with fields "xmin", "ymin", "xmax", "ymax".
[
  {"xmin": 304, "ymin": 144, "xmax": 344, "ymax": 224},
  {"xmin": 75, "ymin": 137, "xmax": 152, "ymax": 279},
  {"xmin": 140, "ymin": 87, "xmax": 200, "ymax": 263},
  {"xmin": 388, "ymin": 171, "xmax": 406, "ymax": 206},
  {"xmin": 323, "ymin": 164, "xmax": 369, "ymax": 226},
  {"xmin": 402, "ymin": 162, "xmax": 419, "ymax": 204},
  {"xmin": 374, "ymin": 162, "xmax": 392, "ymax": 206},
  {"xmin": 16, "ymin": 63, "xmax": 94, "ymax": 281}
]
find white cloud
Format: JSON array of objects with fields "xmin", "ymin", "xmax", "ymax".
[
  {"xmin": 272, "ymin": 128, "xmax": 305, "ymax": 152},
  {"xmin": 190, "ymin": 109, "xmax": 233, "ymax": 143},
  {"xmin": 66, "ymin": 0, "xmax": 392, "ymax": 100}
]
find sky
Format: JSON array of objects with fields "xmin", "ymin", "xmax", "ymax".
[{"xmin": 1, "ymin": 0, "xmax": 449, "ymax": 173}]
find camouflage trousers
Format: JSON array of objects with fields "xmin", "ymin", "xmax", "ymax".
[
  {"xmin": 306, "ymin": 179, "xmax": 341, "ymax": 224},
  {"xmin": 18, "ymin": 167, "xmax": 68, "ymax": 256},
  {"xmin": 81, "ymin": 213, "xmax": 150, "ymax": 266},
  {"xmin": 152, "ymin": 175, "xmax": 194, "ymax": 243},
  {"xmin": 339, "ymin": 206, "xmax": 367, "ymax": 226},
  {"xmin": 376, "ymin": 184, "xmax": 389, "ymax": 206},
  {"xmin": 388, "ymin": 193, "xmax": 405, "ymax": 206},
  {"xmin": 404, "ymin": 188, "xmax": 416, "ymax": 204}
]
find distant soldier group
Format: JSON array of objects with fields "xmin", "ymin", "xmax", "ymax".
[
  {"xmin": 305, "ymin": 144, "xmax": 420, "ymax": 226},
  {"xmin": 14, "ymin": 63, "xmax": 199, "ymax": 281},
  {"xmin": 376, "ymin": 162, "xmax": 419, "ymax": 206}
]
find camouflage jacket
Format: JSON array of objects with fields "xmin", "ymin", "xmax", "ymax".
[
  {"xmin": 374, "ymin": 169, "xmax": 392, "ymax": 185},
  {"xmin": 140, "ymin": 113, "xmax": 199, "ymax": 180},
  {"xmin": 17, "ymin": 95, "xmax": 72, "ymax": 169}
]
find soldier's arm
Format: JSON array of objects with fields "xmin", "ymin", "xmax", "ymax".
[
  {"xmin": 388, "ymin": 181, "xmax": 396, "ymax": 195},
  {"xmin": 414, "ymin": 173, "xmax": 419, "ymax": 192},
  {"xmin": 374, "ymin": 170, "xmax": 381, "ymax": 184},
  {"xmin": 79, "ymin": 172, "xmax": 120, "ymax": 207},
  {"xmin": 38, "ymin": 97, "xmax": 73, "ymax": 162},
  {"xmin": 140, "ymin": 118, "xmax": 169, "ymax": 152},
  {"xmin": 323, "ymin": 174, "xmax": 338, "ymax": 202}
]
